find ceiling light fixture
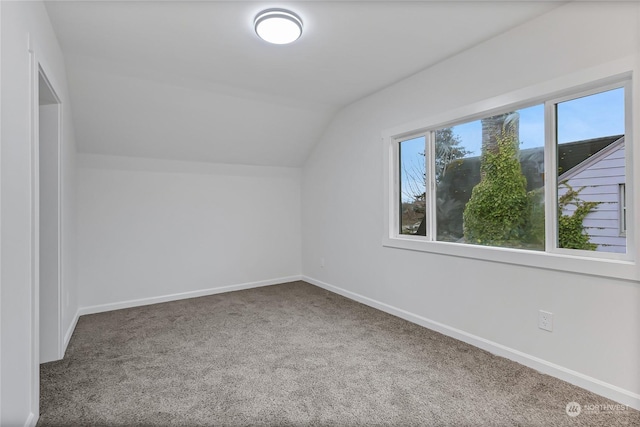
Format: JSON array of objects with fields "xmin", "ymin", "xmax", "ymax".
[{"xmin": 254, "ymin": 9, "xmax": 303, "ymax": 45}]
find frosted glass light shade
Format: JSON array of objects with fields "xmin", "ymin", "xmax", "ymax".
[{"xmin": 254, "ymin": 9, "xmax": 303, "ymax": 44}]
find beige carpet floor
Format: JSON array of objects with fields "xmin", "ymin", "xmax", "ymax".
[{"xmin": 39, "ymin": 281, "xmax": 639, "ymax": 426}]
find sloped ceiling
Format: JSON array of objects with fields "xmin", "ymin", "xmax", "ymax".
[{"xmin": 46, "ymin": 1, "xmax": 561, "ymax": 167}]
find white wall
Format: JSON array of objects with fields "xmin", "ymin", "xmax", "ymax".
[
  {"xmin": 1, "ymin": 1, "xmax": 78, "ymax": 425},
  {"xmin": 302, "ymin": 2, "xmax": 640, "ymax": 408},
  {"xmin": 77, "ymin": 154, "xmax": 301, "ymax": 311}
]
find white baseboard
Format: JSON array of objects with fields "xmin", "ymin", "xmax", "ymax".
[
  {"xmin": 63, "ymin": 310, "xmax": 80, "ymax": 354},
  {"xmin": 77, "ymin": 275, "xmax": 303, "ymax": 317},
  {"xmin": 24, "ymin": 412, "xmax": 37, "ymax": 427},
  {"xmin": 302, "ymin": 275, "xmax": 640, "ymax": 411}
]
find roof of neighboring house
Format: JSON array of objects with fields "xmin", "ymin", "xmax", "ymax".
[
  {"xmin": 556, "ymin": 134, "xmax": 624, "ymax": 176},
  {"xmin": 441, "ymin": 134, "xmax": 624, "ymax": 191},
  {"xmin": 558, "ymin": 136, "xmax": 625, "ymax": 181},
  {"xmin": 437, "ymin": 133, "xmax": 624, "ymax": 205},
  {"xmin": 434, "ymin": 133, "xmax": 624, "ymax": 239}
]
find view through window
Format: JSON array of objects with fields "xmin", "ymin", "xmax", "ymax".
[
  {"xmin": 399, "ymin": 136, "xmax": 426, "ymax": 235},
  {"xmin": 397, "ymin": 83, "xmax": 627, "ymax": 255},
  {"xmin": 556, "ymin": 87, "xmax": 626, "ymax": 253}
]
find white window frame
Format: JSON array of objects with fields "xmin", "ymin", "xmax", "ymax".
[
  {"xmin": 382, "ymin": 57, "xmax": 638, "ymax": 281},
  {"xmin": 546, "ymin": 79, "xmax": 632, "ymax": 259}
]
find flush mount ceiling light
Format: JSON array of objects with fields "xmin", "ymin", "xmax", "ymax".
[{"xmin": 254, "ymin": 9, "xmax": 303, "ymax": 45}]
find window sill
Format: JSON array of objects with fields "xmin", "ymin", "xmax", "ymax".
[{"xmin": 382, "ymin": 236, "xmax": 639, "ymax": 282}]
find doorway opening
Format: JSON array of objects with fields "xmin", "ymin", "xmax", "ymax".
[{"xmin": 38, "ymin": 69, "xmax": 62, "ymax": 364}]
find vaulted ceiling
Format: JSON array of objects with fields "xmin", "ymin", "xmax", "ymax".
[{"xmin": 45, "ymin": 1, "xmax": 561, "ymax": 167}]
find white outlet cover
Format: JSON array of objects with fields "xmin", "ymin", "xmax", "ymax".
[{"xmin": 539, "ymin": 310, "xmax": 553, "ymax": 332}]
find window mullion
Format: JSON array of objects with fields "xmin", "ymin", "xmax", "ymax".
[
  {"xmin": 394, "ymin": 138, "xmax": 401, "ymax": 238},
  {"xmin": 623, "ymin": 79, "xmax": 635, "ymax": 257},
  {"xmin": 544, "ymin": 100, "xmax": 557, "ymax": 253},
  {"xmin": 426, "ymin": 131, "xmax": 437, "ymax": 241}
]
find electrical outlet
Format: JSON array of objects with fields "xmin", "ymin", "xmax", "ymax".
[
  {"xmin": 539, "ymin": 310, "xmax": 553, "ymax": 332},
  {"xmin": 320, "ymin": 257, "xmax": 325, "ymax": 268}
]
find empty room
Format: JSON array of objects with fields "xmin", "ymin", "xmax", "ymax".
[{"xmin": 1, "ymin": 1, "xmax": 640, "ymax": 426}]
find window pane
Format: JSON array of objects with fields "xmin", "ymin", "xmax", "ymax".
[
  {"xmin": 435, "ymin": 105, "xmax": 545, "ymax": 250},
  {"xmin": 399, "ymin": 136, "xmax": 426, "ymax": 235},
  {"xmin": 556, "ymin": 87, "xmax": 626, "ymax": 253}
]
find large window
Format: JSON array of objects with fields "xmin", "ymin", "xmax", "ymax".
[{"xmin": 391, "ymin": 78, "xmax": 631, "ymax": 260}]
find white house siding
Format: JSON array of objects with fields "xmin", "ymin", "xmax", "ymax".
[{"xmin": 559, "ymin": 140, "xmax": 626, "ymax": 253}]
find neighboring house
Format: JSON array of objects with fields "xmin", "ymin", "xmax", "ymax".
[
  {"xmin": 558, "ymin": 136, "xmax": 626, "ymax": 253},
  {"xmin": 435, "ymin": 135, "xmax": 625, "ymax": 252}
]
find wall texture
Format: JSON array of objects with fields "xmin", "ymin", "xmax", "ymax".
[
  {"xmin": 1, "ymin": 1, "xmax": 78, "ymax": 425},
  {"xmin": 77, "ymin": 154, "xmax": 301, "ymax": 311},
  {"xmin": 302, "ymin": 2, "xmax": 640, "ymax": 408}
]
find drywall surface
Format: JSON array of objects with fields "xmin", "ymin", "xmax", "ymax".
[
  {"xmin": 65, "ymin": 55, "xmax": 336, "ymax": 167},
  {"xmin": 1, "ymin": 1, "xmax": 78, "ymax": 425},
  {"xmin": 302, "ymin": 1, "xmax": 640, "ymax": 406},
  {"xmin": 77, "ymin": 154, "xmax": 301, "ymax": 309}
]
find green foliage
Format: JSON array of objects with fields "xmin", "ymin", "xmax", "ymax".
[
  {"xmin": 463, "ymin": 120, "xmax": 529, "ymax": 245},
  {"xmin": 557, "ymin": 183, "xmax": 599, "ymax": 250},
  {"xmin": 524, "ymin": 188, "xmax": 545, "ymax": 246}
]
